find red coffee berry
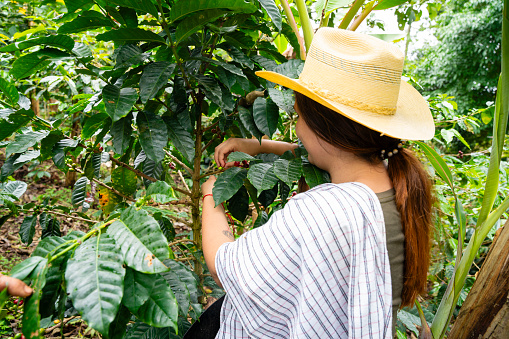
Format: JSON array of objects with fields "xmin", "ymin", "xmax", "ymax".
[
  {"xmin": 99, "ymin": 147, "xmax": 103, "ymax": 151},
  {"xmin": 234, "ymin": 161, "xmax": 240, "ymax": 167},
  {"xmin": 18, "ymin": 299, "xmax": 23, "ymax": 306},
  {"xmin": 458, "ymin": 150, "xmax": 464, "ymax": 159},
  {"xmin": 169, "ymin": 162, "xmax": 176, "ymax": 170},
  {"xmin": 242, "ymin": 160, "xmax": 249, "ymax": 168},
  {"xmin": 291, "ymin": 192, "xmax": 297, "ymax": 197}
]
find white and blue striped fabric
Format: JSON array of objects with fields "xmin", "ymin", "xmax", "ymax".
[{"xmin": 215, "ymin": 182, "xmax": 393, "ymax": 338}]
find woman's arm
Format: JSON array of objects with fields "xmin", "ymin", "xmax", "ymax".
[
  {"xmin": 215, "ymin": 138, "xmax": 298, "ymax": 168},
  {"xmin": 201, "ymin": 176, "xmax": 232, "ymax": 288}
]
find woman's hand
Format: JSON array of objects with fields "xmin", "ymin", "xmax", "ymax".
[
  {"xmin": 0, "ymin": 274, "xmax": 33, "ymax": 297},
  {"xmin": 214, "ymin": 138, "xmax": 261, "ymax": 168},
  {"xmin": 201, "ymin": 175, "xmax": 216, "ymax": 196}
]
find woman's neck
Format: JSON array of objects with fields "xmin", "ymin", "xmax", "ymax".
[{"xmin": 325, "ymin": 152, "xmax": 393, "ymax": 193}]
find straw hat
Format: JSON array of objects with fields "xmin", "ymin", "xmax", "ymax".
[{"xmin": 256, "ymin": 28, "xmax": 435, "ymax": 140}]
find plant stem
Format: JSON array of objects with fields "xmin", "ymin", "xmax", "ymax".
[
  {"xmin": 294, "ymin": 0, "xmax": 314, "ymax": 52},
  {"xmin": 156, "ymin": 0, "xmax": 198, "ymax": 105},
  {"xmin": 338, "ymin": 0, "xmax": 365, "ymax": 29},
  {"xmin": 280, "ymin": 0, "xmax": 306, "ymax": 59},
  {"xmin": 169, "ymin": 238, "xmax": 196, "ymax": 247},
  {"xmin": 164, "ymin": 150, "xmax": 193, "ymax": 174},
  {"xmin": 199, "ymin": 168, "xmax": 225, "ymax": 180},
  {"xmin": 348, "ymin": 0, "xmax": 375, "ymax": 31},
  {"xmin": 47, "ymin": 210, "xmax": 94, "ymax": 224}
]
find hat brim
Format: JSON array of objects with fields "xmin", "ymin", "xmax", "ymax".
[{"xmin": 256, "ymin": 71, "xmax": 435, "ymax": 141}]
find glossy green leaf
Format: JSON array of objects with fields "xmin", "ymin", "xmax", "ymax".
[
  {"xmin": 1, "ymin": 180, "xmax": 27, "ymax": 200},
  {"xmin": 137, "ymin": 111, "xmax": 168, "ymax": 163},
  {"xmin": 22, "ymin": 263, "xmax": 47, "ymax": 339},
  {"xmin": 268, "ymin": 88, "xmax": 295, "ymax": 114},
  {"xmin": 13, "ymin": 150, "xmax": 40, "ymax": 165},
  {"xmin": 124, "ymin": 321, "xmax": 169, "ymax": 339},
  {"xmin": 134, "ymin": 273, "xmax": 178, "ymax": 329},
  {"xmin": 161, "ymin": 259, "xmax": 200, "ymax": 317},
  {"xmin": 82, "ymin": 113, "xmax": 110, "ymax": 139},
  {"xmin": 0, "ymin": 155, "xmax": 23, "ymax": 182},
  {"xmin": 66, "ymin": 233, "xmax": 125, "ymax": 335},
  {"xmin": 258, "ymin": 0, "xmax": 282, "ymax": 30},
  {"xmin": 39, "ymin": 265, "xmax": 63, "ymax": 318},
  {"xmin": 238, "ymin": 106, "xmax": 264, "ymax": 141},
  {"xmin": 10, "ymin": 256, "xmax": 47, "ymax": 281},
  {"xmin": 115, "ymin": 44, "xmax": 147, "ymax": 69},
  {"xmin": 146, "ymin": 181, "xmax": 174, "ymax": 204},
  {"xmin": 227, "ymin": 151, "xmax": 259, "ymax": 163},
  {"xmin": 111, "ymin": 166, "xmax": 138, "ymax": 195},
  {"xmin": 302, "ymin": 160, "xmax": 329, "ymax": 188},
  {"xmin": 227, "ymin": 185, "xmax": 249, "ymax": 221},
  {"xmin": 158, "ymin": 217, "xmax": 175, "ymax": 242},
  {"xmin": 111, "ymin": 114, "xmax": 133, "ymax": 155},
  {"xmin": 253, "ymin": 210, "xmax": 269, "ymax": 228},
  {"xmin": 64, "ymin": 0, "xmax": 94, "ymax": 13},
  {"xmin": 194, "ymin": 74, "xmax": 222, "ymax": 107},
  {"xmin": 6, "ymin": 130, "xmax": 49, "ymax": 157},
  {"xmin": 273, "ymin": 158, "xmax": 302, "ymax": 187},
  {"xmin": 253, "ymin": 97, "xmax": 279, "ymax": 138},
  {"xmin": 414, "ymin": 141, "xmax": 454, "ymax": 190},
  {"xmin": 123, "ymin": 267, "xmax": 156, "ymax": 313},
  {"xmin": 106, "ymin": 206, "xmax": 170, "ymax": 273},
  {"xmin": 103, "ymin": 85, "xmax": 138, "ymax": 122},
  {"xmin": 0, "ymin": 34, "xmax": 75, "ymax": 52},
  {"xmin": 19, "ymin": 215, "xmax": 37, "ymax": 245},
  {"xmin": 32, "ymin": 236, "xmax": 66, "ymax": 258},
  {"xmin": 108, "ymin": 304, "xmax": 131, "ymax": 339},
  {"xmin": 166, "ymin": 119, "xmax": 195, "ymax": 164},
  {"xmin": 0, "ymin": 289, "xmax": 8, "ymax": 314},
  {"xmin": 108, "ymin": 0, "xmax": 159, "ymax": 17},
  {"xmin": 58, "ymin": 16, "xmax": 116, "ymax": 34},
  {"xmin": 140, "ymin": 62, "xmax": 176, "ymax": 103},
  {"xmin": 273, "ymin": 59, "xmax": 304, "ymax": 79},
  {"xmin": 0, "ymin": 78, "xmax": 19, "ymax": 104},
  {"xmin": 175, "ymin": 9, "xmax": 227, "ymax": 43},
  {"xmin": 10, "ymin": 52, "xmax": 51, "ymax": 79},
  {"xmin": 72, "ymin": 176, "xmax": 88, "ymax": 207},
  {"xmin": 41, "ymin": 217, "xmax": 61, "ymax": 239},
  {"xmin": 0, "ymin": 109, "xmax": 34, "ymax": 140},
  {"xmin": 218, "ymin": 42, "xmax": 255, "ymax": 69},
  {"xmin": 248, "ymin": 163, "xmax": 278, "ymax": 191},
  {"xmin": 96, "ymin": 28, "xmax": 166, "ymax": 44},
  {"xmin": 375, "ymin": 0, "xmax": 410, "ymax": 10},
  {"xmin": 314, "ymin": 0, "xmax": 351, "ymax": 14},
  {"xmin": 213, "ymin": 167, "xmax": 248, "ymax": 206},
  {"xmin": 170, "ymin": 0, "xmax": 257, "ymax": 22}
]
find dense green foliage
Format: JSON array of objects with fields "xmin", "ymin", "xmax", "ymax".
[{"xmin": 411, "ymin": 0, "xmax": 503, "ymax": 115}]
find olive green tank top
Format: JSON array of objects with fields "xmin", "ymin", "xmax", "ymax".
[{"xmin": 375, "ymin": 189, "xmax": 404, "ymax": 336}]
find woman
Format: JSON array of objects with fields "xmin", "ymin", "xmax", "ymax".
[{"xmin": 199, "ymin": 28, "xmax": 434, "ymax": 338}]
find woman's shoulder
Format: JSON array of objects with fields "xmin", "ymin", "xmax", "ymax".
[{"xmin": 292, "ymin": 182, "xmax": 379, "ymax": 208}]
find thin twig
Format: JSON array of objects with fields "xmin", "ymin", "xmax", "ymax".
[
  {"xmin": 172, "ymin": 215, "xmax": 193, "ymax": 227},
  {"xmin": 45, "ymin": 316, "xmax": 78, "ymax": 334},
  {"xmin": 169, "ymin": 238, "xmax": 196, "ymax": 247},
  {"xmin": 201, "ymin": 136, "xmax": 218, "ymax": 153},
  {"xmin": 178, "ymin": 170, "xmax": 191, "ymax": 193},
  {"xmin": 109, "ymin": 154, "xmax": 157, "ymax": 183},
  {"xmin": 164, "ymin": 149, "xmax": 193, "ymax": 174},
  {"xmin": 174, "ymin": 256, "xmax": 195, "ymax": 262},
  {"xmin": 199, "ymin": 168, "xmax": 225, "ymax": 179},
  {"xmin": 47, "ymin": 210, "xmax": 94, "ymax": 224}
]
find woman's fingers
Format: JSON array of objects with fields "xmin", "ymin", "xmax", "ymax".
[
  {"xmin": 0, "ymin": 274, "xmax": 33, "ymax": 297},
  {"xmin": 215, "ymin": 139, "xmax": 236, "ymax": 168}
]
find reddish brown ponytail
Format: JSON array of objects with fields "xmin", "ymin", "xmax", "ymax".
[
  {"xmin": 387, "ymin": 149, "xmax": 433, "ymax": 306},
  {"xmin": 295, "ymin": 92, "xmax": 433, "ymax": 306}
]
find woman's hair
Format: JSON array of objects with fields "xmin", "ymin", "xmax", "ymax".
[{"xmin": 295, "ymin": 92, "xmax": 433, "ymax": 307}]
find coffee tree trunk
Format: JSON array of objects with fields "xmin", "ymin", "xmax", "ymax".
[{"xmin": 448, "ymin": 220, "xmax": 509, "ymax": 338}]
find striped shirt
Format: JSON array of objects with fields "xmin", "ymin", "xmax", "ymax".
[{"xmin": 215, "ymin": 182, "xmax": 393, "ymax": 338}]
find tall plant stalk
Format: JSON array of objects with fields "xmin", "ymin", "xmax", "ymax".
[
  {"xmin": 429, "ymin": 1, "xmax": 509, "ymax": 337},
  {"xmin": 294, "ymin": 0, "xmax": 314, "ymax": 51}
]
